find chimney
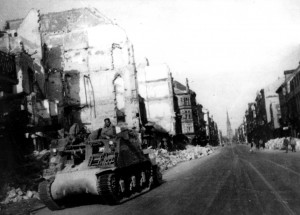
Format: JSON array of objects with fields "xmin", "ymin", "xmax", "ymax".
[{"xmin": 186, "ymin": 78, "xmax": 190, "ymax": 93}]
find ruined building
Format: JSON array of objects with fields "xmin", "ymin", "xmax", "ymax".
[
  {"xmin": 3, "ymin": 8, "xmax": 141, "ymax": 133},
  {"xmin": 0, "ymin": 7, "xmax": 147, "ymax": 171},
  {"xmin": 0, "ymin": 40, "xmax": 39, "ymax": 169},
  {"xmin": 137, "ymin": 62, "xmax": 181, "ymax": 135}
]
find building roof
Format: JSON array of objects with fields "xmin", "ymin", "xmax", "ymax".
[
  {"xmin": 173, "ymin": 80, "xmax": 195, "ymax": 95},
  {"xmin": 276, "ymin": 69, "xmax": 298, "ymax": 93}
]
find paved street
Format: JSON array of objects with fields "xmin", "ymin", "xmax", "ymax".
[{"xmin": 36, "ymin": 144, "xmax": 300, "ymax": 215}]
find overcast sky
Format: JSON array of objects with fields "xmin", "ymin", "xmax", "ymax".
[{"xmin": 1, "ymin": 0, "xmax": 300, "ymax": 134}]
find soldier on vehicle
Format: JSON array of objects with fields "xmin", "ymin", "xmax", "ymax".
[{"xmin": 101, "ymin": 118, "xmax": 116, "ymax": 139}]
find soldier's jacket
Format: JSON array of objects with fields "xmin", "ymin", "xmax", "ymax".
[{"xmin": 101, "ymin": 124, "xmax": 116, "ymax": 138}]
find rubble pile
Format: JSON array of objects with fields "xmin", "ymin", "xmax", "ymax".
[
  {"xmin": 154, "ymin": 145, "xmax": 214, "ymax": 171},
  {"xmin": 265, "ymin": 138, "xmax": 285, "ymax": 150},
  {"xmin": 0, "ymin": 187, "xmax": 39, "ymax": 205},
  {"xmin": 0, "ymin": 150, "xmax": 49, "ymax": 206},
  {"xmin": 265, "ymin": 138, "xmax": 300, "ymax": 151}
]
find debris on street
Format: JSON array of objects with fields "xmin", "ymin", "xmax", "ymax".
[
  {"xmin": 265, "ymin": 138, "xmax": 300, "ymax": 151},
  {"xmin": 1, "ymin": 187, "xmax": 40, "ymax": 205},
  {"xmin": 155, "ymin": 145, "xmax": 214, "ymax": 172}
]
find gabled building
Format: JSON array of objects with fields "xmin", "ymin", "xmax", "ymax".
[{"xmin": 173, "ymin": 79, "xmax": 198, "ymax": 138}]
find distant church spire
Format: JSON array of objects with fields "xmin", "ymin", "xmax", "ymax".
[{"xmin": 226, "ymin": 110, "xmax": 233, "ymax": 141}]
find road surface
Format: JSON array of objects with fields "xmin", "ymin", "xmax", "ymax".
[{"xmin": 35, "ymin": 144, "xmax": 300, "ymax": 215}]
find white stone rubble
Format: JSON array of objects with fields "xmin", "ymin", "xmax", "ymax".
[
  {"xmin": 265, "ymin": 137, "xmax": 300, "ymax": 151},
  {"xmin": 0, "ymin": 187, "xmax": 40, "ymax": 205},
  {"xmin": 154, "ymin": 145, "xmax": 214, "ymax": 171}
]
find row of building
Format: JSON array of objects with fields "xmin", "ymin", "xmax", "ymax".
[
  {"xmin": 0, "ymin": 8, "xmax": 219, "ymax": 170},
  {"xmin": 237, "ymin": 61, "xmax": 300, "ymax": 143}
]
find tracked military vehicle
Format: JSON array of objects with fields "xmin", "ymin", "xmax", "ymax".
[{"xmin": 38, "ymin": 127, "xmax": 162, "ymax": 210}]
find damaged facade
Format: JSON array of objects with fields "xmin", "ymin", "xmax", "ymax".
[
  {"xmin": 40, "ymin": 8, "xmax": 140, "ymax": 130},
  {"xmin": 0, "ymin": 8, "xmax": 142, "ymax": 171},
  {"xmin": 137, "ymin": 63, "xmax": 181, "ymax": 135},
  {"xmin": 0, "ymin": 46, "xmax": 38, "ymax": 170},
  {"xmin": 4, "ymin": 8, "xmax": 140, "ymax": 133}
]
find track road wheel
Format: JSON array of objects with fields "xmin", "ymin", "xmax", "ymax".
[
  {"xmin": 98, "ymin": 173, "xmax": 122, "ymax": 204},
  {"xmin": 109, "ymin": 174, "xmax": 123, "ymax": 203},
  {"xmin": 38, "ymin": 179, "xmax": 63, "ymax": 211}
]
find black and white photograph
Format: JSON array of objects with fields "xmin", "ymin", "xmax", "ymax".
[{"xmin": 0, "ymin": 0, "xmax": 300, "ymax": 214}]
